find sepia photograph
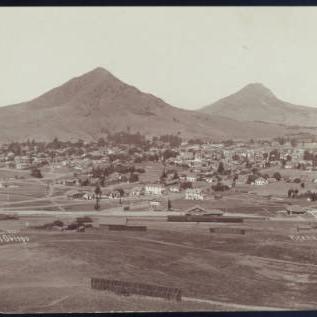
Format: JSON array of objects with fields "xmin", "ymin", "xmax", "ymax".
[{"xmin": 1, "ymin": 6, "xmax": 317, "ymax": 313}]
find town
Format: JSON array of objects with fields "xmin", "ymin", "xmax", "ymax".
[
  {"xmin": 2, "ymin": 131, "xmax": 317, "ymax": 312},
  {"xmin": 3, "ymin": 5, "xmax": 317, "ymax": 313},
  {"xmin": 1, "ymin": 132, "xmax": 317, "ymax": 215}
]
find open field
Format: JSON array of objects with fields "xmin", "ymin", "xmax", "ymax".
[
  {"xmin": 135, "ymin": 162, "xmax": 164, "ymax": 183},
  {"xmin": 1, "ymin": 214, "xmax": 317, "ymax": 312},
  {"xmin": 0, "ymin": 168, "xmax": 31, "ymax": 179},
  {"xmin": 1, "ymin": 164, "xmax": 317, "ymax": 312}
]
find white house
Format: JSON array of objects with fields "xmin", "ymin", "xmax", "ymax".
[
  {"xmin": 254, "ymin": 177, "xmax": 268, "ymax": 186},
  {"xmin": 169, "ymin": 186, "xmax": 180, "ymax": 193},
  {"xmin": 130, "ymin": 186, "xmax": 143, "ymax": 197},
  {"xmin": 186, "ymin": 176, "xmax": 197, "ymax": 183},
  {"xmin": 149, "ymin": 200, "xmax": 162, "ymax": 211},
  {"xmin": 145, "ymin": 184, "xmax": 165, "ymax": 196},
  {"xmin": 185, "ymin": 188, "xmax": 204, "ymax": 200}
]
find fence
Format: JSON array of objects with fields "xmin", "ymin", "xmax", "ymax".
[
  {"xmin": 289, "ymin": 234, "xmax": 317, "ymax": 241},
  {"xmin": 0, "ymin": 232, "xmax": 29, "ymax": 244},
  {"xmin": 0, "ymin": 214, "xmax": 19, "ymax": 221},
  {"xmin": 209, "ymin": 227, "xmax": 246, "ymax": 235},
  {"xmin": 91, "ymin": 278, "xmax": 182, "ymax": 301},
  {"xmin": 107, "ymin": 225, "xmax": 147, "ymax": 231},
  {"xmin": 167, "ymin": 215, "xmax": 243, "ymax": 223}
]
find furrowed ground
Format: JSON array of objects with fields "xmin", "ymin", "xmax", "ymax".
[{"xmin": 1, "ymin": 215, "xmax": 317, "ymax": 313}]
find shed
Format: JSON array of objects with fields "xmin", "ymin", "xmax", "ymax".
[
  {"xmin": 286, "ymin": 205, "xmax": 306, "ymax": 215},
  {"xmin": 185, "ymin": 205, "xmax": 223, "ymax": 216}
]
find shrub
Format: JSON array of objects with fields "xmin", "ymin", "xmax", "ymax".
[{"xmin": 76, "ymin": 216, "xmax": 93, "ymax": 223}]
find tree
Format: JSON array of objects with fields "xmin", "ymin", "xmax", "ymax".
[
  {"xmin": 97, "ymin": 137, "xmax": 106, "ymax": 147},
  {"xmin": 247, "ymin": 174, "xmax": 257, "ymax": 184},
  {"xmin": 50, "ymin": 137, "xmax": 61, "ymax": 150},
  {"xmin": 290, "ymin": 138, "xmax": 297, "ymax": 147},
  {"xmin": 304, "ymin": 150, "xmax": 313, "ymax": 161},
  {"xmin": 273, "ymin": 172, "xmax": 282, "ymax": 181},
  {"xmin": 76, "ymin": 139, "xmax": 84, "ymax": 147},
  {"xmin": 288, "ymin": 189, "xmax": 293, "ymax": 198},
  {"xmin": 167, "ymin": 199, "xmax": 172, "ymax": 211},
  {"xmin": 115, "ymin": 188, "xmax": 125, "ymax": 197},
  {"xmin": 269, "ymin": 149, "xmax": 280, "ymax": 161},
  {"xmin": 8, "ymin": 142, "xmax": 22, "ymax": 155},
  {"xmin": 129, "ymin": 173, "xmax": 139, "ymax": 183},
  {"xmin": 217, "ymin": 162, "xmax": 225, "ymax": 175},
  {"xmin": 80, "ymin": 178, "xmax": 89, "ymax": 186},
  {"xmin": 212, "ymin": 182, "xmax": 230, "ymax": 192},
  {"xmin": 224, "ymin": 139, "xmax": 234, "ymax": 146},
  {"xmin": 94, "ymin": 185, "xmax": 102, "ymax": 210},
  {"xmin": 180, "ymin": 181, "xmax": 192, "ymax": 190},
  {"xmin": 31, "ymin": 168, "xmax": 42, "ymax": 178},
  {"xmin": 160, "ymin": 168, "xmax": 167, "ymax": 182}
]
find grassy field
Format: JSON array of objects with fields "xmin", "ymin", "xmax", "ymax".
[
  {"xmin": 1, "ymin": 215, "xmax": 317, "ymax": 312},
  {"xmin": 0, "ymin": 169, "xmax": 30, "ymax": 179},
  {"xmin": 135, "ymin": 162, "xmax": 164, "ymax": 183}
]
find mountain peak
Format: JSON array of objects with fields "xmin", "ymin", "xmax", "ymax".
[
  {"xmin": 80, "ymin": 66, "xmax": 116, "ymax": 80},
  {"xmin": 200, "ymin": 81, "xmax": 317, "ymax": 127},
  {"xmin": 239, "ymin": 83, "xmax": 275, "ymax": 98}
]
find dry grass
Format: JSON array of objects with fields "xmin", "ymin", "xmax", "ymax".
[{"xmin": 1, "ymin": 215, "xmax": 317, "ymax": 312}]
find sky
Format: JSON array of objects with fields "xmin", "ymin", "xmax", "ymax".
[{"xmin": 1, "ymin": 7, "xmax": 317, "ymax": 109}]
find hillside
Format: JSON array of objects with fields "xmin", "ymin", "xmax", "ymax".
[
  {"xmin": 0, "ymin": 69, "xmax": 310, "ymax": 142},
  {"xmin": 200, "ymin": 83, "xmax": 317, "ymax": 127}
]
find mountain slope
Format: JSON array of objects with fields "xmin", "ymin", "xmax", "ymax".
[
  {"xmin": 0, "ymin": 69, "xmax": 308, "ymax": 142},
  {"xmin": 200, "ymin": 83, "xmax": 317, "ymax": 127}
]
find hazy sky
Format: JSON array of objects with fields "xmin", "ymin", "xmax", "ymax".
[{"xmin": 1, "ymin": 7, "xmax": 317, "ymax": 109}]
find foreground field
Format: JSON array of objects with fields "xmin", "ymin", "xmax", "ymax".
[{"xmin": 1, "ymin": 215, "xmax": 317, "ymax": 313}]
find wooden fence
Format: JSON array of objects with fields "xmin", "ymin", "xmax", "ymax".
[
  {"xmin": 107, "ymin": 225, "xmax": 147, "ymax": 231},
  {"xmin": 91, "ymin": 278, "xmax": 182, "ymax": 301},
  {"xmin": 167, "ymin": 215, "xmax": 243, "ymax": 223},
  {"xmin": 209, "ymin": 227, "xmax": 246, "ymax": 235}
]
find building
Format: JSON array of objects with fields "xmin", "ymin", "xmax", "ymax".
[
  {"xmin": 185, "ymin": 188, "xmax": 204, "ymax": 200},
  {"xmin": 236, "ymin": 174, "xmax": 248, "ymax": 185},
  {"xmin": 149, "ymin": 199, "xmax": 162, "ymax": 211},
  {"xmin": 14, "ymin": 156, "xmax": 32, "ymax": 170},
  {"xmin": 254, "ymin": 177, "xmax": 268, "ymax": 186},
  {"xmin": 185, "ymin": 205, "xmax": 223, "ymax": 216},
  {"xmin": 130, "ymin": 186, "xmax": 143, "ymax": 197},
  {"xmin": 186, "ymin": 176, "xmax": 197, "ymax": 183},
  {"xmin": 145, "ymin": 184, "xmax": 165, "ymax": 196},
  {"xmin": 109, "ymin": 190, "xmax": 122, "ymax": 199},
  {"xmin": 169, "ymin": 186, "xmax": 180, "ymax": 193},
  {"xmin": 286, "ymin": 205, "xmax": 306, "ymax": 215}
]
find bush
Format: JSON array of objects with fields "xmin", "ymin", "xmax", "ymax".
[
  {"xmin": 273, "ymin": 172, "xmax": 282, "ymax": 181},
  {"xmin": 76, "ymin": 216, "xmax": 93, "ymax": 223},
  {"xmin": 129, "ymin": 173, "xmax": 139, "ymax": 183},
  {"xmin": 212, "ymin": 183, "xmax": 230, "ymax": 192},
  {"xmin": 66, "ymin": 222, "xmax": 80, "ymax": 230},
  {"xmin": 31, "ymin": 168, "xmax": 42, "ymax": 178},
  {"xmin": 52, "ymin": 220, "xmax": 64, "ymax": 227},
  {"xmin": 180, "ymin": 181, "xmax": 192, "ymax": 190}
]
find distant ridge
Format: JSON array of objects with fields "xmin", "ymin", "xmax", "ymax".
[
  {"xmin": 200, "ymin": 83, "xmax": 317, "ymax": 127},
  {"xmin": 0, "ymin": 69, "xmax": 315, "ymax": 142}
]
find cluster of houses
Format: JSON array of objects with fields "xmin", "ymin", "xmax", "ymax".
[{"xmin": 2, "ymin": 137, "xmax": 317, "ymax": 199}]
